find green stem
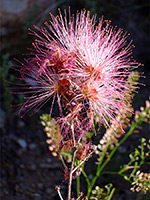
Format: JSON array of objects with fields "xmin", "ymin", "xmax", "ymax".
[
  {"xmin": 86, "ymin": 144, "xmax": 108, "ymax": 196},
  {"xmin": 101, "ymin": 171, "xmax": 124, "ymax": 176},
  {"xmin": 81, "ymin": 168, "xmax": 90, "ymax": 188},
  {"xmin": 59, "ymin": 153, "xmax": 67, "ymax": 170},
  {"xmin": 108, "ymin": 188, "xmax": 116, "ymax": 200},
  {"xmin": 86, "ymin": 120, "xmax": 143, "ymax": 197},
  {"xmin": 145, "ymin": 162, "xmax": 150, "ymax": 165},
  {"xmin": 76, "ymin": 175, "xmax": 80, "ymax": 197}
]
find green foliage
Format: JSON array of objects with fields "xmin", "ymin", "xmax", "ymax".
[
  {"xmin": 40, "ymin": 114, "xmax": 72, "ymax": 162},
  {"xmin": 90, "ymin": 184, "xmax": 115, "ymax": 200},
  {"xmin": 81, "ymin": 99, "xmax": 150, "ymax": 199},
  {"xmin": 118, "ymin": 138, "xmax": 150, "ymax": 193},
  {"xmin": 131, "ymin": 170, "xmax": 150, "ymax": 194},
  {"xmin": 40, "ymin": 72, "xmax": 150, "ymax": 199},
  {"xmin": 40, "ymin": 114, "xmax": 62, "ymax": 153}
]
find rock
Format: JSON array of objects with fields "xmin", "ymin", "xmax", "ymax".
[
  {"xmin": 0, "ymin": 0, "xmax": 57, "ymax": 53},
  {"xmin": 36, "ymin": 183, "xmax": 43, "ymax": 190},
  {"xmin": 15, "ymin": 184, "xmax": 20, "ymax": 192},
  {"xmin": 18, "ymin": 175, "xmax": 24, "ymax": 181},
  {"xmin": 28, "ymin": 163, "xmax": 37, "ymax": 171},
  {"xmin": 46, "ymin": 188, "xmax": 53, "ymax": 194},
  {"xmin": 19, "ymin": 164, "xmax": 25, "ymax": 169},
  {"xmin": 46, "ymin": 188, "xmax": 56, "ymax": 198},
  {"xmin": 46, "ymin": 158, "xmax": 52, "ymax": 163},
  {"xmin": 39, "ymin": 163, "xmax": 61, "ymax": 169},
  {"xmin": 29, "ymin": 143, "xmax": 37, "ymax": 150},
  {"xmin": 16, "ymin": 149, "xmax": 24, "ymax": 158},
  {"xmin": 1, "ymin": 0, "xmax": 28, "ymax": 16},
  {"xmin": 30, "ymin": 193, "xmax": 41, "ymax": 200},
  {"xmin": 17, "ymin": 138, "xmax": 27, "ymax": 149},
  {"xmin": 31, "ymin": 184, "xmax": 36, "ymax": 189},
  {"xmin": 17, "ymin": 120, "xmax": 25, "ymax": 128}
]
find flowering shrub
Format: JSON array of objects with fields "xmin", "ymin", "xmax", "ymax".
[
  {"xmin": 12, "ymin": 8, "xmax": 150, "ymax": 200},
  {"xmin": 15, "ymin": 9, "xmax": 139, "ymax": 124},
  {"xmin": 41, "ymin": 98, "xmax": 150, "ymax": 199}
]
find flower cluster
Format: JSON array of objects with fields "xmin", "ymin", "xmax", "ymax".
[
  {"xmin": 130, "ymin": 171, "xmax": 150, "ymax": 194},
  {"xmin": 15, "ymin": 9, "xmax": 139, "ymax": 141},
  {"xmin": 134, "ymin": 99, "xmax": 150, "ymax": 124},
  {"xmin": 90, "ymin": 184, "xmax": 115, "ymax": 199},
  {"xmin": 95, "ymin": 72, "xmax": 138, "ymax": 154},
  {"xmin": 40, "ymin": 114, "xmax": 62, "ymax": 157}
]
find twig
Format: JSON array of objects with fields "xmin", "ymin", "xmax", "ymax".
[
  {"xmin": 72, "ymin": 152, "xmax": 93, "ymax": 174},
  {"xmin": 67, "ymin": 123, "xmax": 77, "ymax": 200},
  {"xmin": 55, "ymin": 186, "xmax": 64, "ymax": 200},
  {"xmin": 59, "ymin": 153, "xmax": 68, "ymax": 170},
  {"xmin": 76, "ymin": 192, "xmax": 83, "ymax": 200}
]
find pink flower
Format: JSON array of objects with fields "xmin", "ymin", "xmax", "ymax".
[{"xmin": 13, "ymin": 9, "xmax": 139, "ymax": 129}]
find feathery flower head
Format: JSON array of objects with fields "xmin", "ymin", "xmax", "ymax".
[{"xmin": 14, "ymin": 8, "xmax": 140, "ymax": 130}]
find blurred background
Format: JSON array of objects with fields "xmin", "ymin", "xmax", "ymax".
[{"xmin": 0, "ymin": 0, "xmax": 150, "ymax": 200}]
